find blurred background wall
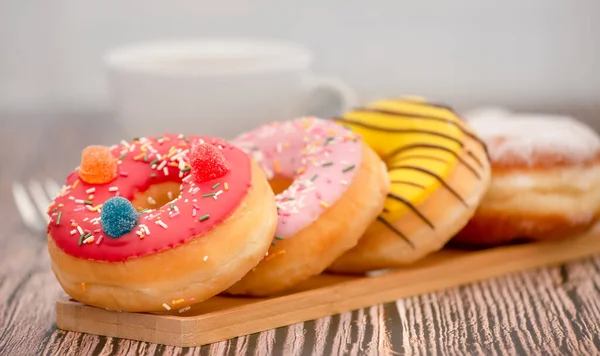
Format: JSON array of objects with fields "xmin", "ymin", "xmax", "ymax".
[{"xmin": 0, "ymin": 0, "xmax": 598, "ymax": 113}]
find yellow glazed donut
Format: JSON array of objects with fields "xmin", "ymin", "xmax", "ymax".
[{"xmin": 328, "ymin": 97, "xmax": 492, "ymax": 273}]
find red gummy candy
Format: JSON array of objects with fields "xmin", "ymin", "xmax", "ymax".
[{"xmin": 190, "ymin": 143, "xmax": 229, "ymax": 183}]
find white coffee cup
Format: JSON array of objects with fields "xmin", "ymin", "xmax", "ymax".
[{"xmin": 104, "ymin": 38, "xmax": 357, "ymax": 139}]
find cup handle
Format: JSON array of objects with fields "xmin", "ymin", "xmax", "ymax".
[{"xmin": 303, "ymin": 75, "xmax": 358, "ymax": 117}]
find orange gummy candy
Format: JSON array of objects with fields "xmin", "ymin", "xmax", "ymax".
[{"xmin": 78, "ymin": 145, "xmax": 118, "ymax": 184}]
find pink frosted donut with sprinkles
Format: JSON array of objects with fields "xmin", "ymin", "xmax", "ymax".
[
  {"xmin": 227, "ymin": 117, "xmax": 389, "ymax": 296},
  {"xmin": 46, "ymin": 133, "xmax": 277, "ymax": 312}
]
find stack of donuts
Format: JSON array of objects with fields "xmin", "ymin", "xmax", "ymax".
[{"xmin": 46, "ymin": 96, "xmax": 600, "ymax": 313}]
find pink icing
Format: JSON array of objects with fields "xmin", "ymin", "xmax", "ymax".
[{"xmin": 233, "ymin": 117, "xmax": 363, "ymax": 238}]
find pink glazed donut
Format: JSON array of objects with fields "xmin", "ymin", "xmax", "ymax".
[{"xmin": 227, "ymin": 117, "xmax": 389, "ymax": 296}]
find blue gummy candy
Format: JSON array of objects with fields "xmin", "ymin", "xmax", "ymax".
[{"xmin": 100, "ymin": 196, "xmax": 139, "ymax": 238}]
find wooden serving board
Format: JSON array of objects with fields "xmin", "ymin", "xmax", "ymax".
[{"xmin": 56, "ymin": 226, "xmax": 600, "ymax": 347}]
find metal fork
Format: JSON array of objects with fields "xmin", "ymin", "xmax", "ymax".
[{"xmin": 12, "ymin": 179, "xmax": 62, "ymax": 232}]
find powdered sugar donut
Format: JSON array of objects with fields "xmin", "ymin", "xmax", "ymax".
[
  {"xmin": 228, "ymin": 117, "xmax": 389, "ymax": 296},
  {"xmin": 454, "ymin": 109, "xmax": 600, "ymax": 246}
]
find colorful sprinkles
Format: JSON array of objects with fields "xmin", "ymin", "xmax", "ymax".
[
  {"xmin": 232, "ymin": 117, "xmax": 362, "ymax": 239},
  {"xmin": 47, "ymin": 133, "xmax": 250, "ymax": 266}
]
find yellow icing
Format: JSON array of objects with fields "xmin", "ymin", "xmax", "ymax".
[{"xmin": 336, "ymin": 97, "xmax": 465, "ymax": 222}]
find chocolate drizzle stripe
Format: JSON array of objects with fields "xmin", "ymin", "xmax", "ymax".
[
  {"xmin": 467, "ymin": 150, "xmax": 484, "ymax": 167},
  {"xmin": 390, "ymin": 180, "xmax": 426, "ymax": 189},
  {"xmin": 352, "ymin": 108, "xmax": 453, "ymax": 123},
  {"xmin": 334, "ymin": 118, "xmax": 464, "ymax": 147},
  {"xmin": 387, "ymin": 143, "xmax": 482, "ymax": 179},
  {"xmin": 391, "ymin": 98, "xmax": 454, "ymax": 113},
  {"xmin": 388, "ymin": 165, "xmax": 468, "ymax": 207},
  {"xmin": 377, "ymin": 216, "xmax": 415, "ymax": 248},
  {"xmin": 348, "ymin": 108, "xmax": 487, "ymax": 150},
  {"xmin": 386, "ymin": 193, "xmax": 434, "ymax": 229},
  {"xmin": 390, "ymin": 154, "xmax": 448, "ymax": 165}
]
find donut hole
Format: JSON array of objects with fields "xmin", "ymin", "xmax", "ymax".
[
  {"xmin": 269, "ymin": 177, "xmax": 294, "ymax": 195},
  {"xmin": 130, "ymin": 182, "xmax": 182, "ymax": 211}
]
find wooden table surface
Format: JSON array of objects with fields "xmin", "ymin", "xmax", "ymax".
[{"xmin": 2, "ymin": 109, "xmax": 600, "ymax": 356}]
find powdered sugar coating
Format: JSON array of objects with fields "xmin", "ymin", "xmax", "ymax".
[{"xmin": 464, "ymin": 108, "xmax": 600, "ymax": 166}]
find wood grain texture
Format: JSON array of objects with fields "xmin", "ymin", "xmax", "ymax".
[
  {"xmin": 2, "ymin": 109, "xmax": 600, "ymax": 355},
  {"xmin": 55, "ymin": 226, "xmax": 600, "ymax": 347}
]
